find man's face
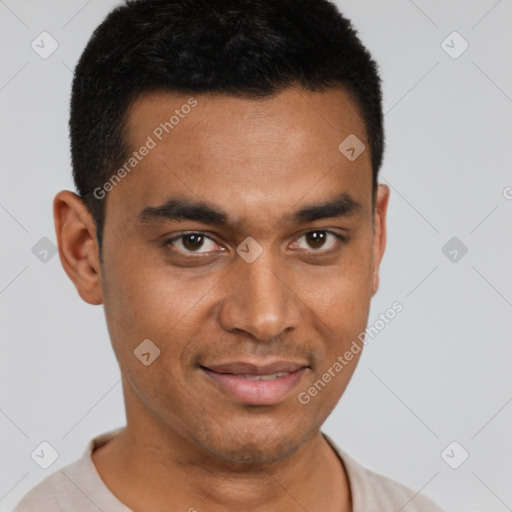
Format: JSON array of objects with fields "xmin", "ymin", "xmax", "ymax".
[{"xmin": 96, "ymin": 87, "xmax": 387, "ymax": 465}]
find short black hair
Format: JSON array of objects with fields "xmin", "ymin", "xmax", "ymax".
[{"xmin": 70, "ymin": 0, "xmax": 384, "ymax": 254}]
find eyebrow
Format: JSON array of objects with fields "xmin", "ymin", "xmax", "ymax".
[{"xmin": 136, "ymin": 192, "xmax": 362, "ymax": 227}]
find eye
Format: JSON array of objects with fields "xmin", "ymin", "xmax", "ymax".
[
  {"xmin": 164, "ymin": 229, "xmax": 346, "ymax": 258},
  {"xmin": 165, "ymin": 232, "xmax": 224, "ymax": 254},
  {"xmin": 292, "ymin": 230, "xmax": 346, "ymax": 251}
]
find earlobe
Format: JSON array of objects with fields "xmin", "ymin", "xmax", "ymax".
[
  {"xmin": 371, "ymin": 270, "xmax": 380, "ymax": 296},
  {"xmin": 371, "ymin": 184, "xmax": 390, "ymax": 296},
  {"xmin": 53, "ymin": 190, "xmax": 103, "ymax": 305}
]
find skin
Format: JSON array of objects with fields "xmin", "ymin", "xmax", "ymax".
[{"xmin": 54, "ymin": 86, "xmax": 389, "ymax": 512}]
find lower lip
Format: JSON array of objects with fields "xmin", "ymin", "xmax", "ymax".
[{"xmin": 200, "ymin": 367, "xmax": 307, "ymax": 405}]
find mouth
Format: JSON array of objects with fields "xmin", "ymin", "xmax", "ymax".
[{"xmin": 199, "ymin": 361, "xmax": 310, "ymax": 405}]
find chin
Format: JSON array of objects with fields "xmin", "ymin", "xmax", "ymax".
[
  {"xmin": 212, "ymin": 438, "xmax": 298, "ymax": 465},
  {"xmin": 192, "ymin": 420, "xmax": 315, "ymax": 466}
]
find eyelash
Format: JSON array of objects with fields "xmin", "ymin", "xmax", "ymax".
[{"xmin": 164, "ymin": 229, "xmax": 347, "ymax": 256}]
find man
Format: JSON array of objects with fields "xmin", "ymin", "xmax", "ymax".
[{"xmin": 14, "ymin": 0, "xmax": 445, "ymax": 510}]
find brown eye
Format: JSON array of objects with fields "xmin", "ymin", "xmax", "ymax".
[
  {"xmin": 294, "ymin": 230, "xmax": 345, "ymax": 252},
  {"xmin": 165, "ymin": 232, "xmax": 224, "ymax": 255},
  {"xmin": 182, "ymin": 234, "xmax": 205, "ymax": 251},
  {"xmin": 305, "ymin": 231, "xmax": 327, "ymax": 249}
]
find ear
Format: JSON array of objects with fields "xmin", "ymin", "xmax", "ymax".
[
  {"xmin": 371, "ymin": 184, "xmax": 390, "ymax": 296},
  {"xmin": 53, "ymin": 191, "xmax": 103, "ymax": 305}
]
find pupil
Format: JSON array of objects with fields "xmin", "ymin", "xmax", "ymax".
[
  {"xmin": 307, "ymin": 231, "xmax": 326, "ymax": 249},
  {"xmin": 183, "ymin": 234, "xmax": 204, "ymax": 251}
]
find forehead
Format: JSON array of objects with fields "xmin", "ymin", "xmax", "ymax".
[
  {"xmin": 125, "ymin": 87, "xmax": 368, "ymax": 154},
  {"xmin": 107, "ymin": 87, "xmax": 372, "ymax": 227}
]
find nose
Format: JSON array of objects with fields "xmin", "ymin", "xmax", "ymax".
[{"xmin": 217, "ymin": 250, "xmax": 302, "ymax": 342}]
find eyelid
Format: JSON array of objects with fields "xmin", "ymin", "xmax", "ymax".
[
  {"xmin": 164, "ymin": 231, "xmax": 224, "ymax": 254},
  {"xmin": 291, "ymin": 229, "xmax": 347, "ymax": 251},
  {"xmin": 164, "ymin": 228, "xmax": 347, "ymax": 256}
]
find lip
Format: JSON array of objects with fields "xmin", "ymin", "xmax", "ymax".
[
  {"xmin": 200, "ymin": 361, "xmax": 309, "ymax": 405},
  {"xmin": 205, "ymin": 361, "xmax": 307, "ymax": 375}
]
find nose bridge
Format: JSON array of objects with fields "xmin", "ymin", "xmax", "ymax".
[{"xmin": 218, "ymin": 248, "xmax": 300, "ymax": 341}]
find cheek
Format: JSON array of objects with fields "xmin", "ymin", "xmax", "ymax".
[
  {"xmin": 306, "ymin": 241, "xmax": 374, "ymax": 320},
  {"xmin": 100, "ymin": 246, "xmax": 224, "ymax": 400},
  {"xmin": 102, "ymin": 243, "xmax": 209, "ymax": 338},
  {"xmin": 296, "ymin": 245, "xmax": 373, "ymax": 383}
]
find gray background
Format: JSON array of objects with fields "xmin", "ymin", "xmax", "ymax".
[{"xmin": 1, "ymin": 0, "xmax": 511, "ymax": 510}]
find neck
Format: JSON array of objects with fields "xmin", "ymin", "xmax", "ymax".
[{"xmin": 92, "ymin": 412, "xmax": 351, "ymax": 512}]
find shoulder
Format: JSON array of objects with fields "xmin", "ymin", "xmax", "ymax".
[
  {"xmin": 12, "ymin": 464, "xmax": 82, "ymax": 512},
  {"xmin": 13, "ymin": 428, "xmax": 126, "ymax": 512},
  {"xmin": 322, "ymin": 432, "xmax": 445, "ymax": 512},
  {"xmin": 350, "ymin": 462, "xmax": 444, "ymax": 512}
]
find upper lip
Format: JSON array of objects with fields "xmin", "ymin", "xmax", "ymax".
[{"xmin": 201, "ymin": 361, "xmax": 309, "ymax": 375}]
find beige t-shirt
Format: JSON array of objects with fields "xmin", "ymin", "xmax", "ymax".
[{"xmin": 14, "ymin": 428, "xmax": 445, "ymax": 512}]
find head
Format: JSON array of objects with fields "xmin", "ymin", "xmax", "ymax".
[{"xmin": 55, "ymin": 0, "xmax": 389, "ymax": 466}]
